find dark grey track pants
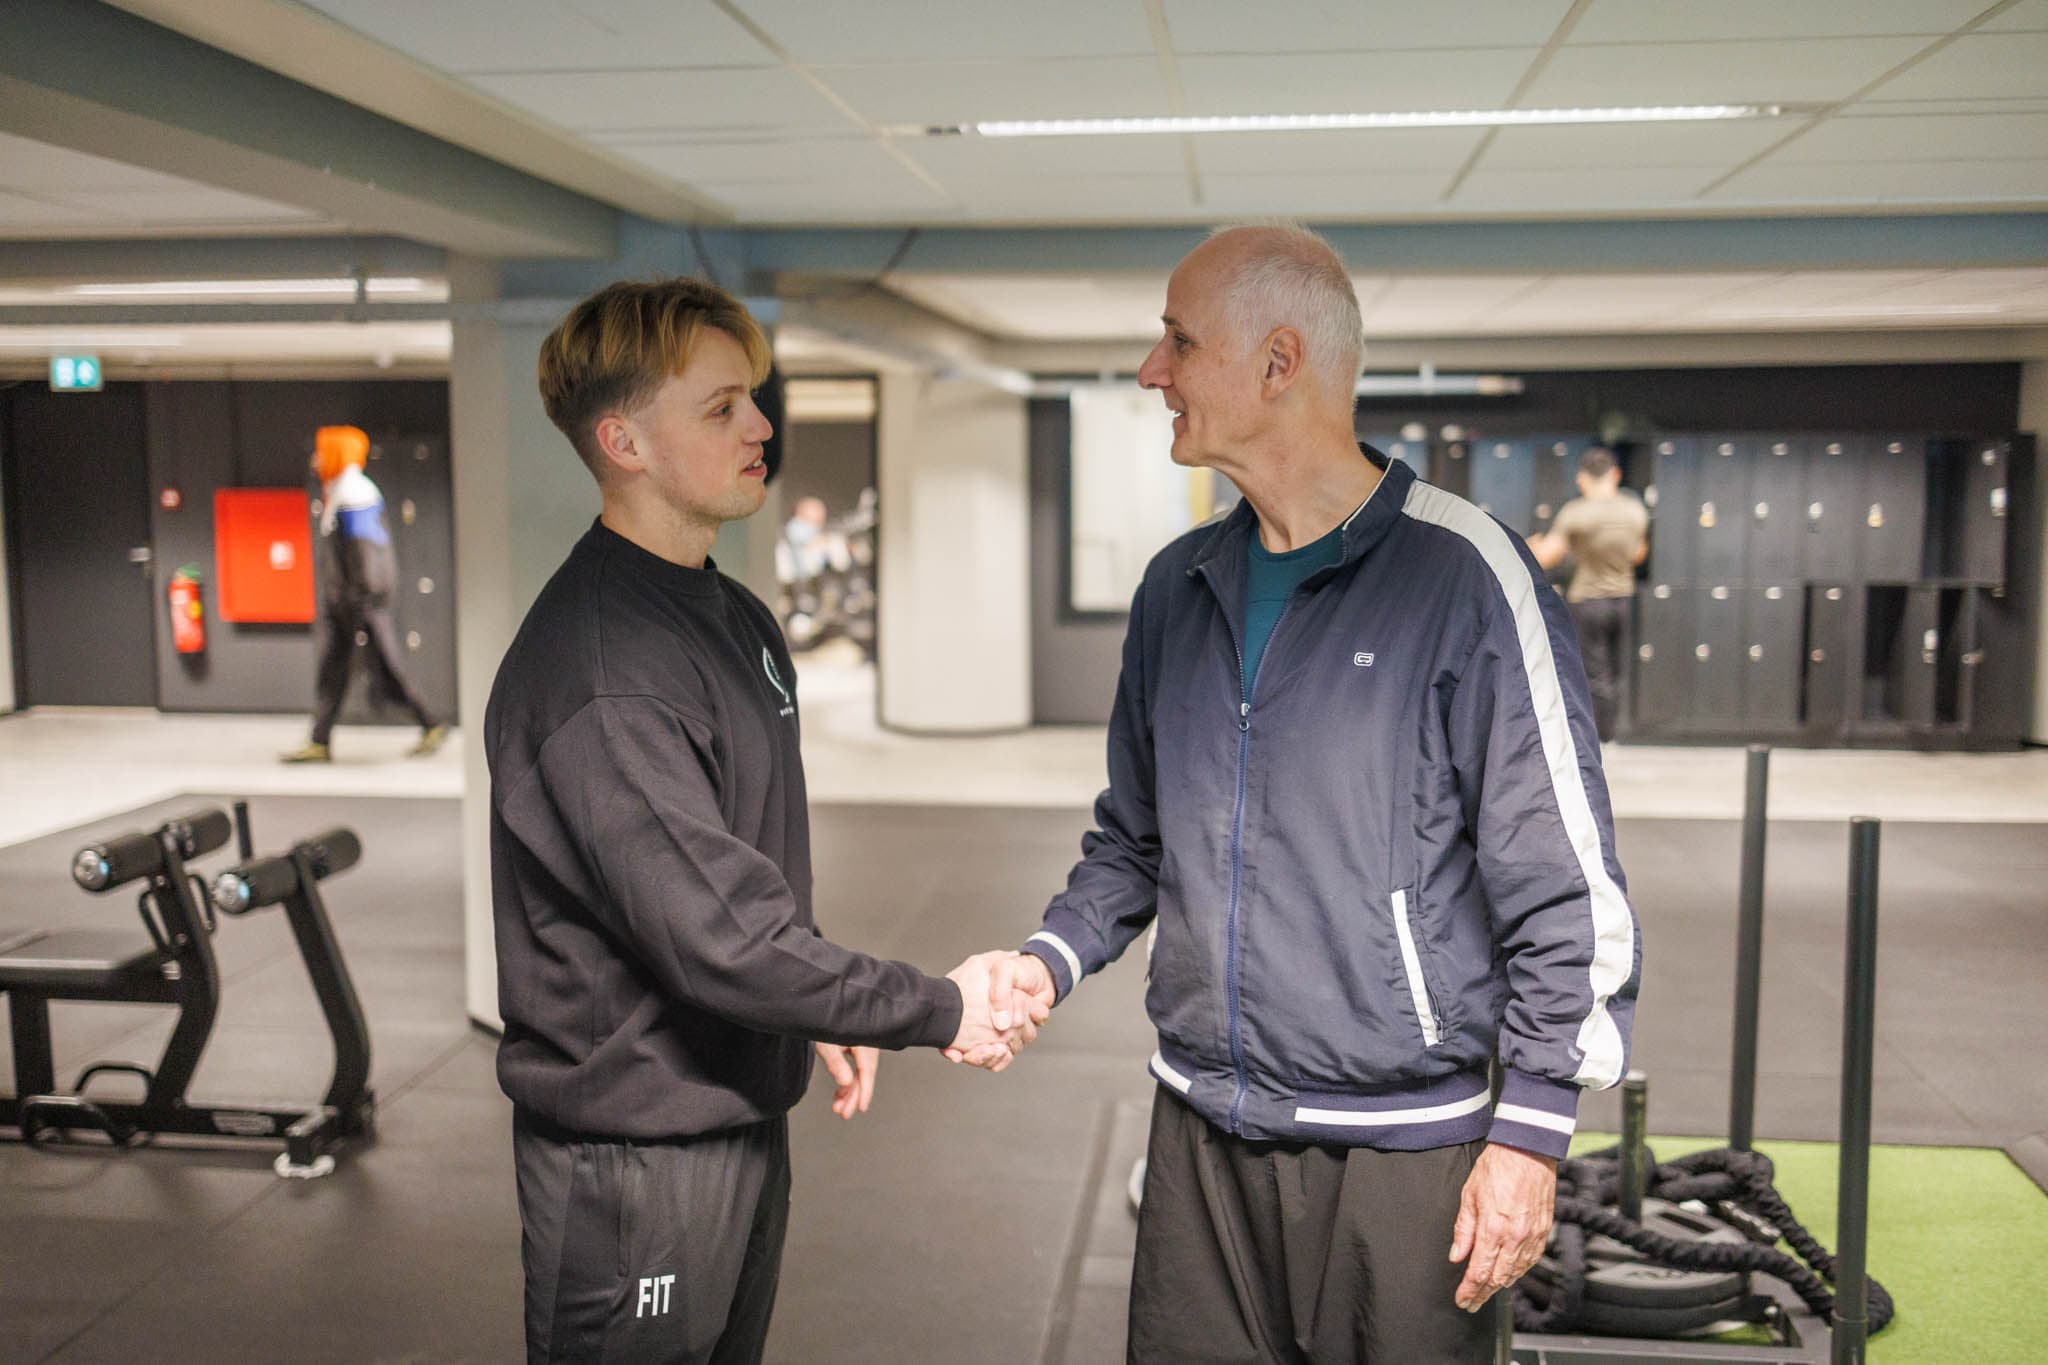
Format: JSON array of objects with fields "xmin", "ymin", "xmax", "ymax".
[
  {"xmin": 1128, "ymin": 1089, "xmax": 1492, "ymax": 1364},
  {"xmin": 513, "ymin": 1110, "xmax": 790, "ymax": 1365}
]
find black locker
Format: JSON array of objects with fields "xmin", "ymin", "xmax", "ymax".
[
  {"xmin": 1956, "ymin": 439, "xmax": 2009, "ymax": 584},
  {"xmin": 1801, "ymin": 437, "xmax": 1861, "ymax": 583},
  {"xmin": 1641, "ymin": 438, "xmax": 1698, "ymax": 584},
  {"xmin": 1893, "ymin": 586, "xmax": 1951, "ymax": 728},
  {"xmin": 1694, "ymin": 438, "xmax": 1750, "ymax": 582},
  {"xmin": 1530, "ymin": 436, "xmax": 1585, "ymax": 528},
  {"xmin": 1471, "ymin": 438, "xmax": 1536, "ymax": 532},
  {"xmin": 1746, "ymin": 437, "xmax": 1804, "ymax": 583},
  {"xmin": 1632, "ymin": 582, "xmax": 1689, "ymax": 730},
  {"xmin": 1858, "ymin": 435, "xmax": 1928, "ymax": 581},
  {"xmin": 1693, "ymin": 584, "xmax": 1744, "ymax": 729},
  {"xmin": 1968, "ymin": 584, "xmax": 2028, "ymax": 743},
  {"xmin": 1743, "ymin": 584, "xmax": 1803, "ymax": 729},
  {"xmin": 1436, "ymin": 439, "xmax": 1471, "ymax": 498},
  {"xmin": 1802, "ymin": 584, "xmax": 1854, "ymax": 737}
]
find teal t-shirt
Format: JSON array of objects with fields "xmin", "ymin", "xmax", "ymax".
[{"xmin": 1242, "ymin": 522, "xmax": 1345, "ymax": 695}]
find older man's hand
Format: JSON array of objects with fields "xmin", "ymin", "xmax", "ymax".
[{"xmin": 1448, "ymin": 1143, "xmax": 1558, "ymax": 1312}]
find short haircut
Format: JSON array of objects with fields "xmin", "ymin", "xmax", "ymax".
[
  {"xmin": 1579, "ymin": 446, "xmax": 1618, "ymax": 480},
  {"xmin": 1207, "ymin": 221, "xmax": 1364, "ymax": 396},
  {"xmin": 537, "ymin": 277, "xmax": 772, "ymax": 476}
]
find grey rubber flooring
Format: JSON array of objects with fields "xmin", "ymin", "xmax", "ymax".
[{"xmin": 0, "ymin": 795, "xmax": 2042, "ymax": 1363}]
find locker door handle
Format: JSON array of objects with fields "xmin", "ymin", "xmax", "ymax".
[
  {"xmin": 1695, "ymin": 645, "xmax": 1711, "ymax": 661},
  {"xmin": 1638, "ymin": 645, "xmax": 1654, "ymax": 661},
  {"xmin": 1748, "ymin": 645, "xmax": 1763, "ymax": 662},
  {"xmin": 1810, "ymin": 649, "xmax": 1827, "ymax": 664},
  {"xmin": 1991, "ymin": 487, "xmax": 2007, "ymax": 518},
  {"xmin": 1962, "ymin": 651, "xmax": 1985, "ymax": 666}
]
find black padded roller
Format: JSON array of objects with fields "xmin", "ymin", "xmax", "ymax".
[
  {"xmin": 72, "ymin": 831, "xmax": 162, "ymax": 892},
  {"xmin": 295, "ymin": 828, "xmax": 361, "ymax": 880},
  {"xmin": 165, "ymin": 807, "xmax": 233, "ymax": 860},
  {"xmin": 211, "ymin": 856, "xmax": 299, "ymax": 915}
]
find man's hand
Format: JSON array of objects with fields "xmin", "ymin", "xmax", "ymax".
[
  {"xmin": 987, "ymin": 951, "xmax": 1056, "ymax": 1032},
  {"xmin": 1449, "ymin": 1143, "xmax": 1558, "ymax": 1312},
  {"xmin": 942, "ymin": 951, "xmax": 1051, "ymax": 1072},
  {"xmin": 814, "ymin": 1042, "xmax": 878, "ymax": 1120}
]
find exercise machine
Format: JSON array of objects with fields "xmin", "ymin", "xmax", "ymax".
[{"xmin": 0, "ymin": 806, "xmax": 374, "ymax": 1178}]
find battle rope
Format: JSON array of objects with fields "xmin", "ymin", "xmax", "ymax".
[{"xmin": 1515, "ymin": 1145, "xmax": 1894, "ymax": 1336}]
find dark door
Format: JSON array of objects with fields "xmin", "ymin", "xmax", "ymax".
[
  {"xmin": 1642, "ymin": 438, "xmax": 1698, "ymax": 584},
  {"xmin": 1435, "ymin": 439, "xmax": 1472, "ymax": 499},
  {"xmin": 1471, "ymin": 438, "xmax": 1536, "ymax": 534},
  {"xmin": 1632, "ymin": 582, "xmax": 1688, "ymax": 731},
  {"xmin": 4, "ymin": 386, "xmax": 159, "ymax": 707},
  {"xmin": 1802, "ymin": 584, "xmax": 1853, "ymax": 738},
  {"xmin": 1896, "ymin": 586, "xmax": 1941, "ymax": 727},
  {"xmin": 1530, "ymin": 436, "xmax": 1585, "ymax": 529},
  {"xmin": 1743, "ymin": 584, "xmax": 1802, "ymax": 729},
  {"xmin": 1859, "ymin": 435, "xmax": 1927, "ymax": 582},
  {"xmin": 1956, "ymin": 439, "xmax": 2009, "ymax": 584},
  {"xmin": 1746, "ymin": 437, "xmax": 1804, "ymax": 583},
  {"xmin": 1801, "ymin": 437, "xmax": 1860, "ymax": 582},
  {"xmin": 1693, "ymin": 583, "xmax": 1744, "ymax": 730},
  {"xmin": 336, "ymin": 432, "xmax": 458, "ymax": 727},
  {"xmin": 1694, "ymin": 437, "xmax": 1750, "ymax": 582}
]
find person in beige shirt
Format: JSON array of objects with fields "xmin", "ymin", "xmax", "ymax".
[{"xmin": 1530, "ymin": 447, "xmax": 1648, "ymax": 741}]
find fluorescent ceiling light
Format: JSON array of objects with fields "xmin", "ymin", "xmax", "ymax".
[
  {"xmin": 908, "ymin": 106, "xmax": 1784, "ymax": 139},
  {"xmin": 68, "ymin": 277, "xmax": 431, "ymax": 297}
]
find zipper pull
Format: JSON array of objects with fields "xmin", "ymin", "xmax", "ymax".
[{"xmin": 1239, "ymin": 701, "xmax": 1251, "ymax": 732}]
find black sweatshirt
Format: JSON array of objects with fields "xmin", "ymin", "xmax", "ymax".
[{"xmin": 486, "ymin": 520, "xmax": 962, "ymax": 1140}]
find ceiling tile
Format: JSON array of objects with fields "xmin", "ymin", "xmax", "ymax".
[
  {"xmin": 1520, "ymin": 37, "xmax": 1931, "ymax": 106},
  {"xmin": 1177, "ymin": 50, "xmax": 1537, "ymax": 113},
  {"xmin": 1164, "ymin": 1, "xmax": 1574, "ymax": 53},
  {"xmin": 1707, "ymin": 157, "xmax": 2048, "ymax": 203},
  {"xmin": 1865, "ymin": 33, "xmax": 2048, "ymax": 101},
  {"xmin": 1487, "ymin": 273, "xmax": 1779, "ymax": 323},
  {"xmin": 1835, "ymin": 267, "xmax": 2048, "ymax": 303},
  {"xmin": 1480, "ymin": 119, "xmax": 1803, "ymax": 169},
  {"xmin": 1451, "ymin": 166, "xmax": 1717, "ymax": 206},
  {"xmin": 0, "ymin": 190, "xmax": 86, "ymax": 226},
  {"xmin": 1770, "ymin": 112, "xmax": 2048, "ymax": 162},
  {"xmin": 1571, "ymin": 0, "xmax": 1988, "ymax": 43},
  {"xmin": 1200, "ymin": 171, "xmax": 1455, "ymax": 215},
  {"xmin": 944, "ymin": 175, "xmax": 1198, "ymax": 223},
  {"xmin": 736, "ymin": 0, "xmax": 1155, "ymax": 61},
  {"xmin": 463, "ymin": 67, "xmax": 850, "ymax": 133},
  {"xmin": 298, "ymin": 0, "xmax": 772, "ymax": 72},
  {"xmin": 1693, "ymin": 271, "xmax": 1947, "ymax": 314},
  {"xmin": 1978, "ymin": 0, "xmax": 2048, "ymax": 29},
  {"xmin": 890, "ymin": 273, "xmax": 1172, "ymax": 340},
  {"xmin": 817, "ymin": 58, "xmax": 1172, "ymax": 125},
  {"xmin": 697, "ymin": 174, "xmax": 956, "ymax": 224},
  {"xmin": 1364, "ymin": 276, "xmax": 1546, "ymax": 327},
  {"xmin": 1192, "ymin": 128, "xmax": 1487, "ymax": 175},
  {"xmin": 599, "ymin": 135, "xmax": 897, "ymax": 183}
]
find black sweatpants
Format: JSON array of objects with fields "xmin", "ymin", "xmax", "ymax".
[
  {"xmin": 310, "ymin": 599, "xmax": 435, "ymax": 745},
  {"xmin": 1566, "ymin": 594, "xmax": 1632, "ymax": 742},
  {"xmin": 1128, "ymin": 1089, "xmax": 1492, "ymax": 1365},
  {"xmin": 513, "ymin": 1110, "xmax": 790, "ymax": 1365}
]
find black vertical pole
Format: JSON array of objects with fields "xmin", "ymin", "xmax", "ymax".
[
  {"xmin": 232, "ymin": 799, "xmax": 254, "ymax": 862},
  {"xmin": 1832, "ymin": 817, "xmax": 1880, "ymax": 1365},
  {"xmin": 1620, "ymin": 1071, "xmax": 1649, "ymax": 1224},
  {"xmin": 1730, "ymin": 744, "xmax": 1769, "ymax": 1151}
]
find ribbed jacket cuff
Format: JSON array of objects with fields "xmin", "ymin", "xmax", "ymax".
[
  {"xmin": 1020, "ymin": 929, "xmax": 1085, "ymax": 1003},
  {"xmin": 1487, "ymin": 1069, "xmax": 1580, "ymax": 1160}
]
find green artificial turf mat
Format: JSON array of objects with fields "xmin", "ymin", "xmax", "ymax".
[{"xmin": 1563, "ymin": 1134, "xmax": 2048, "ymax": 1363}]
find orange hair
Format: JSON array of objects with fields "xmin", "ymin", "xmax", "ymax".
[{"xmin": 314, "ymin": 425, "xmax": 369, "ymax": 483}]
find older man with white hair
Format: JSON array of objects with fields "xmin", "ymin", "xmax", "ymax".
[{"xmin": 987, "ymin": 224, "xmax": 1641, "ymax": 1362}]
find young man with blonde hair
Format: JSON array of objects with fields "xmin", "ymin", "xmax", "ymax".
[{"xmin": 487, "ymin": 277, "xmax": 1037, "ymax": 1364}]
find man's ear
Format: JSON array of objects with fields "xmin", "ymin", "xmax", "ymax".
[
  {"xmin": 592, "ymin": 412, "xmax": 641, "ymax": 477},
  {"xmin": 1261, "ymin": 327, "xmax": 1306, "ymax": 397}
]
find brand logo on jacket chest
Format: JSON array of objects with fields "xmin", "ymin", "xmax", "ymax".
[{"xmin": 1353, "ymin": 651, "xmax": 1376, "ymax": 667}]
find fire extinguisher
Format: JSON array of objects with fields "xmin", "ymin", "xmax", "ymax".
[{"xmin": 168, "ymin": 563, "xmax": 206, "ymax": 654}]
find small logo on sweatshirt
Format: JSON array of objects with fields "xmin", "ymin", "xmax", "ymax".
[
  {"xmin": 1353, "ymin": 652, "xmax": 1376, "ymax": 667},
  {"xmin": 762, "ymin": 648, "xmax": 795, "ymax": 718}
]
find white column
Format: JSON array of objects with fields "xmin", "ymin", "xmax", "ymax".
[
  {"xmin": 2021, "ymin": 357, "xmax": 2048, "ymax": 744},
  {"xmin": 0, "ymin": 458, "xmax": 12, "ymax": 714},
  {"xmin": 874, "ymin": 370, "xmax": 1031, "ymax": 733},
  {"xmin": 449, "ymin": 259, "xmax": 601, "ymax": 1029}
]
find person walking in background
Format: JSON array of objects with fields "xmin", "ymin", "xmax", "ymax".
[
  {"xmin": 1529, "ymin": 446, "xmax": 1649, "ymax": 742},
  {"xmin": 281, "ymin": 424, "xmax": 445, "ymax": 763}
]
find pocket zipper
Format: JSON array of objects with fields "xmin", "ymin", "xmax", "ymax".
[{"xmin": 1389, "ymin": 889, "xmax": 1441, "ymax": 1046}]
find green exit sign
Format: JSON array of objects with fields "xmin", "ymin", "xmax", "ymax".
[{"xmin": 50, "ymin": 355, "xmax": 103, "ymax": 392}]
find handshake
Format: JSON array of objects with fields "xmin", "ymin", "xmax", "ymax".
[{"xmin": 941, "ymin": 950, "xmax": 1056, "ymax": 1072}]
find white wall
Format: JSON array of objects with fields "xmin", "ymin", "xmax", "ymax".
[
  {"xmin": 876, "ymin": 370, "xmax": 1031, "ymax": 734},
  {"xmin": 0, "ymin": 460, "xmax": 12, "ymax": 714}
]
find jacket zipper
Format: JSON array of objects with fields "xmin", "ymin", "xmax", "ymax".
[{"xmin": 1220, "ymin": 588, "xmax": 1302, "ymax": 1136}]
